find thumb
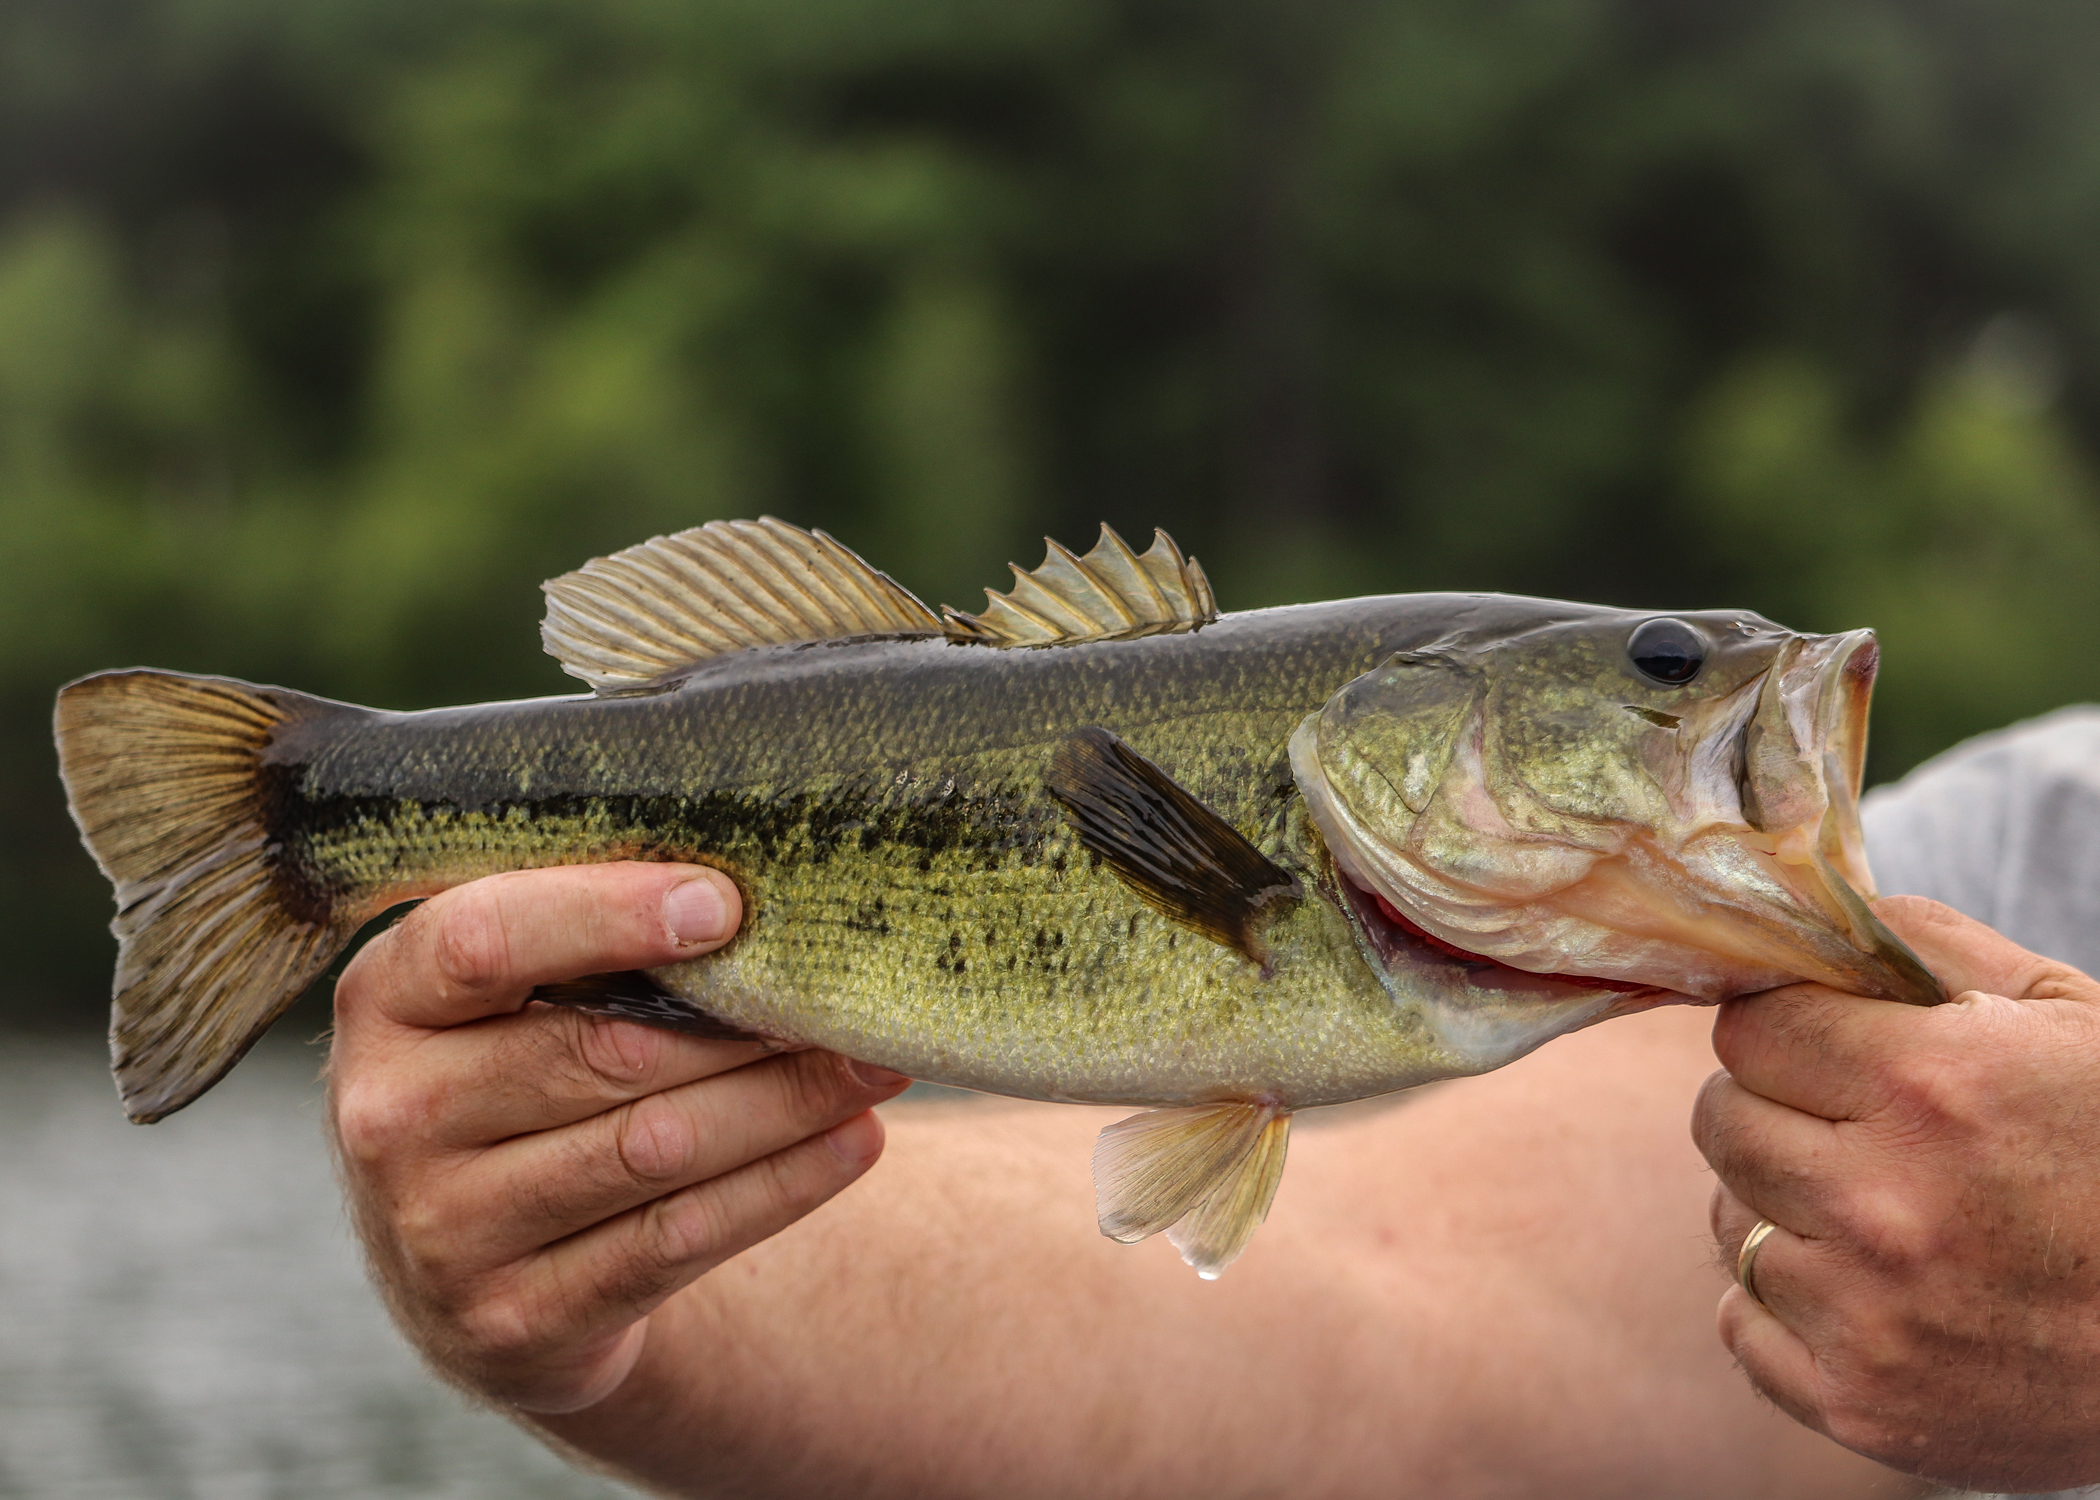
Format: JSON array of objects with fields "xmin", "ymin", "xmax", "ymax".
[{"xmin": 1872, "ymin": 895, "xmax": 2100, "ymax": 1005}]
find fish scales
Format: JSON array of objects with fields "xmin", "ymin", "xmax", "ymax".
[{"xmin": 269, "ymin": 598, "xmax": 1470, "ymax": 1108}]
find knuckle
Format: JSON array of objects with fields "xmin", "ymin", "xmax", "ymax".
[
  {"xmin": 332, "ymin": 1076, "xmax": 416, "ymax": 1165},
  {"xmin": 635, "ymin": 1190, "xmax": 729, "ymax": 1283},
  {"xmin": 430, "ymin": 898, "xmax": 514, "ymax": 1000},
  {"xmin": 574, "ymin": 1193, "xmax": 728, "ymax": 1321},
  {"xmin": 1875, "ymin": 1048, "xmax": 1986, "ymax": 1138},
  {"xmin": 775, "ymin": 1050, "xmax": 854, "ymax": 1125},
  {"xmin": 610, "ymin": 1095, "xmax": 695, "ymax": 1189},
  {"xmin": 487, "ymin": 1012, "xmax": 590, "ymax": 1101},
  {"xmin": 1819, "ymin": 1403, "xmax": 1898, "ymax": 1465},
  {"xmin": 747, "ymin": 1133, "xmax": 839, "ymax": 1223},
  {"xmin": 1841, "ymin": 1185, "xmax": 1938, "ymax": 1270},
  {"xmin": 1688, "ymin": 1071, "xmax": 1733, "ymax": 1153},
  {"xmin": 1707, "ymin": 1184, "xmax": 1738, "ymax": 1244},
  {"xmin": 573, "ymin": 1015, "xmax": 662, "ymax": 1092},
  {"xmin": 1817, "ymin": 1338, "xmax": 1919, "ymax": 1456},
  {"xmin": 391, "ymin": 1201, "xmax": 470, "ymax": 1288},
  {"xmin": 453, "ymin": 1287, "xmax": 546, "ymax": 1365},
  {"xmin": 334, "ymin": 932, "xmax": 389, "ymax": 1011},
  {"xmin": 503, "ymin": 1012, "xmax": 660, "ymax": 1114}
]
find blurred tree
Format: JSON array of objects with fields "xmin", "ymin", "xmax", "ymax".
[{"xmin": 7, "ymin": 0, "xmax": 2100, "ymax": 1019}]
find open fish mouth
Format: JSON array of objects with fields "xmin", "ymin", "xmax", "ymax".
[
  {"xmin": 1711, "ymin": 628, "xmax": 1944, "ymax": 1005},
  {"xmin": 1291, "ymin": 625, "xmax": 1947, "ymax": 1008},
  {"xmin": 1332, "ymin": 865, "xmax": 1658, "ymax": 1001},
  {"xmin": 1322, "ymin": 844, "xmax": 1672, "ymax": 1065}
]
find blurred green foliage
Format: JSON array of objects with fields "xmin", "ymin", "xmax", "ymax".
[{"xmin": 8, "ymin": 0, "xmax": 2100, "ymax": 1020}]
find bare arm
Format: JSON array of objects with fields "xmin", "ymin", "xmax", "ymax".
[{"xmin": 331, "ymin": 864, "xmax": 1917, "ymax": 1500}]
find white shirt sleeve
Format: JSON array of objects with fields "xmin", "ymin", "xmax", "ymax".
[{"xmin": 1861, "ymin": 705, "xmax": 2100, "ymax": 973}]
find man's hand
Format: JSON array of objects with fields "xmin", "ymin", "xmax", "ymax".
[
  {"xmin": 1697, "ymin": 895, "xmax": 2100, "ymax": 1491},
  {"xmin": 327, "ymin": 863, "xmax": 911, "ymax": 1415}
]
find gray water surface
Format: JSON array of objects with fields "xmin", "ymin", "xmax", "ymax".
[{"xmin": 0, "ymin": 1032, "xmax": 633, "ymax": 1500}]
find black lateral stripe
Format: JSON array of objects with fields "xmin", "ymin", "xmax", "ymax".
[
  {"xmin": 530, "ymin": 971, "xmax": 767, "ymax": 1042},
  {"xmin": 1045, "ymin": 727, "xmax": 1299, "ymax": 964}
]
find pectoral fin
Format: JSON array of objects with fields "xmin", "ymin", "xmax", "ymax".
[
  {"xmin": 1046, "ymin": 727, "xmax": 1300, "ymax": 964},
  {"xmin": 1093, "ymin": 1102, "xmax": 1293, "ymax": 1278},
  {"xmin": 530, "ymin": 971, "xmax": 770, "ymax": 1043}
]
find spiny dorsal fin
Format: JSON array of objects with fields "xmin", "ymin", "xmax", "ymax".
[
  {"xmin": 1094, "ymin": 1102, "xmax": 1292, "ymax": 1278},
  {"xmin": 942, "ymin": 524, "xmax": 1217, "ymax": 646},
  {"xmin": 1046, "ymin": 727, "xmax": 1299, "ymax": 965},
  {"xmin": 541, "ymin": 518, "xmax": 945, "ymax": 694}
]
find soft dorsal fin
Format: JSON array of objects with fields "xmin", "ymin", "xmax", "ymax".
[
  {"xmin": 1046, "ymin": 727, "xmax": 1300, "ymax": 964},
  {"xmin": 1094, "ymin": 1101, "xmax": 1292, "ymax": 1278},
  {"xmin": 943, "ymin": 524, "xmax": 1217, "ymax": 646},
  {"xmin": 541, "ymin": 518, "xmax": 945, "ymax": 693}
]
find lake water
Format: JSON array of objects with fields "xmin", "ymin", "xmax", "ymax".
[
  {"xmin": 2, "ymin": 1029, "xmax": 2087, "ymax": 1500},
  {"xmin": 0, "ymin": 1031, "xmax": 634, "ymax": 1499}
]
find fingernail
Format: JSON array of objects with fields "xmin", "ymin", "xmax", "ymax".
[
  {"xmin": 663, "ymin": 876, "xmax": 733, "ymax": 948},
  {"xmin": 848, "ymin": 1059, "xmax": 911, "ymax": 1090},
  {"xmin": 826, "ymin": 1110, "xmax": 884, "ymax": 1166}
]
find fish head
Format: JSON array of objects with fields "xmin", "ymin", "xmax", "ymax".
[{"xmin": 1291, "ymin": 605, "xmax": 1943, "ymax": 1006}]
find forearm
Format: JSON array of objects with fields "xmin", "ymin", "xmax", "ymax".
[{"xmin": 534, "ymin": 1009, "xmax": 1925, "ymax": 1500}]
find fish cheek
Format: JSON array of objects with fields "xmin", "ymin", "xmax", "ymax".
[
  {"xmin": 1310, "ymin": 653, "xmax": 1478, "ymax": 829},
  {"xmin": 1479, "ymin": 667, "xmax": 1668, "ymax": 845}
]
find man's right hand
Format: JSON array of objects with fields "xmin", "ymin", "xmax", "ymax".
[{"xmin": 326, "ymin": 862, "xmax": 911, "ymax": 1415}]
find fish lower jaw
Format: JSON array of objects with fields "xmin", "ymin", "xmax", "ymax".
[
  {"xmin": 1334, "ymin": 854, "xmax": 1798, "ymax": 1003},
  {"xmin": 1330, "ymin": 866, "xmax": 1664, "ymax": 1001}
]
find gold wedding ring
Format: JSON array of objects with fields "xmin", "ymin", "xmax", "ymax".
[{"xmin": 1736, "ymin": 1218, "xmax": 1779, "ymax": 1310}]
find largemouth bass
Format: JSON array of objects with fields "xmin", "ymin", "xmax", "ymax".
[{"xmin": 54, "ymin": 519, "xmax": 1943, "ymax": 1276}]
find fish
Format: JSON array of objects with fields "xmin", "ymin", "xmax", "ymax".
[{"xmin": 53, "ymin": 517, "xmax": 1943, "ymax": 1277}]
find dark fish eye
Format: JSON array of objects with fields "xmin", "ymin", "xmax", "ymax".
[{"xmin": 1627, "ymin": 618, "xmax": 1706, "ymax": 685}]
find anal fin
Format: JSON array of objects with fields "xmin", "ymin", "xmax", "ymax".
[
  {"xmin": 530, "ymin": 971, "xmax": 768, "ymax": 1043},
  {"xmin": 1093, "ymin": 1102, "xmax": 1292, "ymax": 1279}
]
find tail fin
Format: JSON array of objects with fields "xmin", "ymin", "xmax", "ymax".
[{"xmin": 54, "ymin": 670, "xmax": 358, "ymax": 1122}]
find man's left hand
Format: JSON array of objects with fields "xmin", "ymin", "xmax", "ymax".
[{"xmin": 1697, "ymin": 896, "xmax": 2100, "ymax": 1491}]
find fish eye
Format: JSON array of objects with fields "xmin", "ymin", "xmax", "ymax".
[{"xmin": 1627, "ymin": 618, "xmax": 1706, "ymax": 685}]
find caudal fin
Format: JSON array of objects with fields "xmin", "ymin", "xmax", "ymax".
[{"xmin": 55, "ymin": 670, "xmax": 358, "ymax": 1122}]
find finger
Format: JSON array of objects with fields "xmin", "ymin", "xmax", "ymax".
[
  {"xmin": 1711, "ymin": 1182, "xmax": 1809, "ymax": 1334},
  {"xmin": 1710, "ymin": 1176, "xmax": 1875, "ymax": 1361},
  {"xmin": 1873, "ymin": 895, "xmax": 2100, "ymax": 1005},
  {"xmin": 1708, "ymin": 1180, "xmax": 1761, "ymax": 1268},
  {"xmin": 1692, "ymin": 1071, "xmax": 1852, "ymax": 1241},
  {"xmin": 1716, "ymin": 1279, "xmax": 1824, "ymax": 1432},
  {"xmin": 1710, "ymin": 982, "xmax": 1945, "ymax": 1121},
  {"xmin": 342, "ymin": 864, "xmax": 743, "ymax": 1033},
  {"xmin": 432, "ymin": 1049, "xmax": 911, "ymax": 1259},
  {"xmin": 1709, "ymin": 1182, "xmax": 1798, "ymax": 1316},
  {"xmin": 485, "ymin": 1107, "xmax": 892, "ymax": 1392},
  {"xmin": 342, "ymin": 1003, "xmax": 790, "ymax": 1151}
]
